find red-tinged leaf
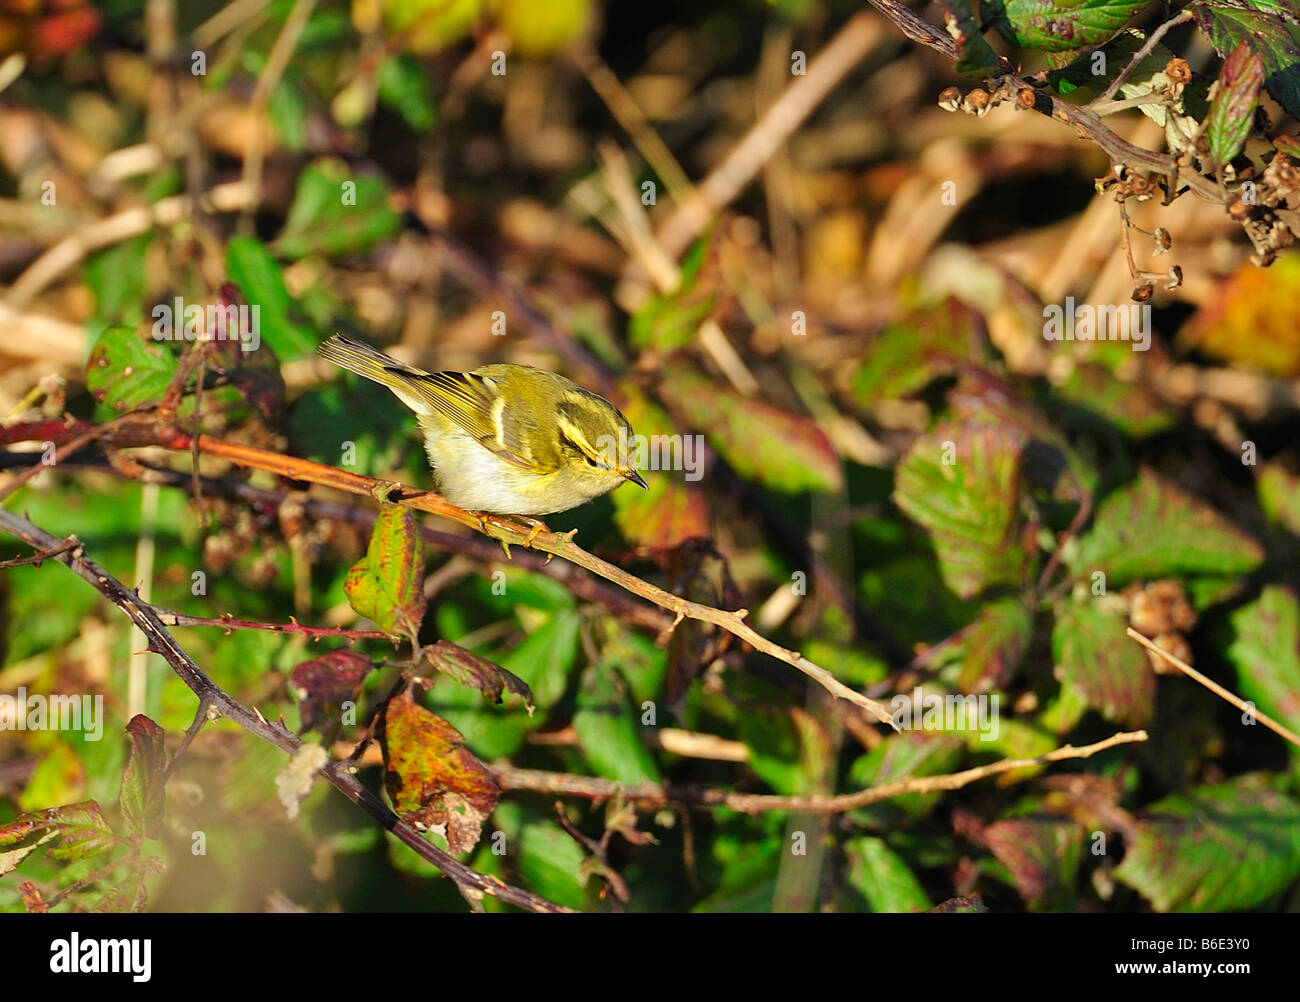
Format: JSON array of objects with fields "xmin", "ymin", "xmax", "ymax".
[
  {"xmin": 982, "ymin": 816, "xmax": 1084, "ymax": 910},
  {"xmin": 0, "ymin": 801, "xmax": 116, "ymax": 875},
  {"xmin": 0, "ymin": 821, "xmax": 56, "ymax": 877},
  {"xmin": 612, "ymin": 386, "xmax": 710, "ymax": 548},
  {"xmin": 853, "ymin": 299, "xmax": 987, "ymax": 403},
  {"xmin": 1052, "ymin": 600, "xmax": 1154, "ymax": 726},
  {"xmin": 344, "ymin": 503, "xmax": 426, "ymax": 640},
  {"xmin": 208, "ymin": 282, "xmax": 286, "ymax": 421},
  {"xmin": 956, "ymin": 597, "xmax": 1035, "ymax": 693},
  {"xmin": 658, "ymin": 367, "xmax": 842, "ymax": 493},
  {"xmin": 1115, "ymin": 774, "xmax": 1300, "ymax": 911},
  {"xmin": 422, "ymin": 639, "xmax": 533, "ymax": 714},
  {"xmin": 1068, "ymin": 467, "xmax": 1264, "ymax": 586},
  {"xmin": 1207, "ymin": 41, "xmax": 1266, "ymax": 166},
  {"xmin": 44, "ymin": 801, "xmax": 116, "ymax": 861},
  {"xmin": 928, "ymin": 894, "xmax": 988, "ymax": 912},
  {"xmin": 1192, "ymin": 0, "xmax": 1300, "ymax": 119},
  {"xmin": 1224, "ymin": 585, "xmax": 1300, "ymax": 731},
  {"xmin": 290, "ymin": 649, "xmax": 374, "ymax": 732},
  {"xmin": 379, "ymin": 690, "xmax": 500, "ymax": 853},
  {"xmin": 18, "ymin": 880, "xmax": 48, "ymax": 913},
  {"xmin": 33, "ymin": 5, "xmax": 101, "ymax": 58},
  {"xmin": 893, "ymin": 423, "xmax": 1032, "ymax": 599},
  {"xmin": 612, "ymin": 469, "xmax": 711, "ymax": 550},
  {"xmin": 120, "ymin": 715, "xmax": 168, "ymax": 841}
]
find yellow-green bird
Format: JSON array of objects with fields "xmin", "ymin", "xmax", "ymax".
[{"xmin": 319, "ymin": 334, "xmax": 647, "ymax": 516}]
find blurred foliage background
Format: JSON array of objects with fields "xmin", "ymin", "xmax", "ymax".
[{"xmin": 2, "ymin": 0, "xmax": 1300, "ymax": 913}]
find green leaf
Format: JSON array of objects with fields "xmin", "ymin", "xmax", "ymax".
[
  {"xmin": 380, "ymin": 690, "xmax": 500, "ymax": 854},
  {"xmin": 1258, "ymin": 461, "xmax": 1300, "ymax": 535},
  {"xmin": 982, "ymin": 816, "xmax": 1083, "ymax": 910},
  {"xmin": 272, "ymin": 159, "xmax": 400, "ymax": 259},
  {"xmin": 985, "ymin": 0, "xmax": 1148, "ymax": 52},
  {"xmin": 85, "ymin": 325, "xmax": 177, "ymax": 415},
  {"xmin": 572, "ymin": 665, "xmax": 661, "ymax": 784},
  {"xmin": 658, "ymin": 367, "xmax": 842, "ymax": 492},
  {"xmin": 344, "ymin": 503, "xmax": 427, "ymax": 640},
  {"xmin": 429, "ymin": 610, "xmax": 580, "ymax": 758},
  {"xmin": 628, "ymin": 238, "xmax": 718, "ymax": 353},
  {"xmin": 511, "ymin": 812, "xmax": 590, "ymax": 909},
  {"xmin": 83, "ymin": 234, "xmax": 150, "ymax": 328},
  {"xmin": 0, "ymin": 802, "xmax": 115, "ymax": 875},
  {"xmin": 738, "ymin": 707, "xmax": 803, "ymax": 795},
  {"xmin": 938, "ymin": 0, "xmax": 1002, "ymax": 77},
  {"xmin": 1224, "ymin": 585, "xmax": 1300, "ymax": 731},
  {"xmin": 1207, "ymin": 41, "xmax": 1266, "ymax": 165},
  {"xmin": 1069, "ymin": 468, "xmax": 1263, "ymax": 586},
  {"xmin": 1114, "ymin": 774, "xmax": 1300, "ymax": 911},
  {"xmin": 225, "ymin": 236, "xmax": 317, "ymax": 360},
  {"xmin": 848, "ymin": 732, "xmax": 966, "ymax": 828},
  {"xmin": 893, "ymin": 424, "xmax": 1030, "ymax": 599},
  {"xmin": 845, "ymin": 836, "xmax": 931, "ymax": 912},
  {"xmin": 377, "ymin": 54, "xmax": 437, "ymax": 130},
  {"xmin": 1052, "ymin": 600, "xmax": 1154, "ymax": 726},
  {"xmin": 18, "ymin": 740, "xmax": 86, "ymax": 812},
  {"xmin": 119, "ymin": 715, "xmax": 168, "ymax": 841},
  {"xmin": 422, "ymin": 639, "xmax": 533, "ymax": 713},
  {"xmin": 1192, "ymin": 0, "xmax": 1300, "ymax": 119}
]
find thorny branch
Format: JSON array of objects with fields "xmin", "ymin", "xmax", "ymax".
[
  {"xmin": 2, "ymin": 419, "xmax": 897, "ymax": 727},
  {"xmin": 0, "ymin": 506, "xmax": 573, "ymax": 913}
]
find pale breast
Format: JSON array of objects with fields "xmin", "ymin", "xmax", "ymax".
[{"xmin": 420, "ymin": 420, "xmax": 602, "ymax": 515}]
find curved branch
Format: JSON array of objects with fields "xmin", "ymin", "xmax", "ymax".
[{"xmin": 493, "ymin": 728, "xmax": 1148, "ymax": 813}]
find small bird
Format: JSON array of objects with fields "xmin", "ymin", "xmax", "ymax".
[{"xmin": 319, "ymin": 334, "xmax": 648, "ymax": 517}]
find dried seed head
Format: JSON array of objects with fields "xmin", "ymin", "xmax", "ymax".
[
  {"xmin": 1017, "ymin": 87, "xmax": 1036, "ymax": 109},
  {"xmin": 967, "ymin": 87, "xmax": 990, "ymax": 113},
  {"xmin": 1132, "ymin": 282, "xmax": 1154, "ymax": 302},
  {"xmin": 1165, "ymin": 58, "xmax": 1192, "ymax": 85},
  {"xmin": 1165, "ymin": 264, "xmax": 1183, "ymax": 290},
  {"xmin": 1153, "ymin": 227, "xmax": 1172, "ymax": 252},
  {"xmin": 938, "ymin": 86, "xmax": 961, "ymax": 112},
  {"xmin": 1129, "ymin": 173, "xmax": 1152, "ymax": 197},
  {"xmin": 1228, "ymin": 198, "xmax": 1249, "ymax": 220}
]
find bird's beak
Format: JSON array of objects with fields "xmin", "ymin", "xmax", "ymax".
[{"xmin": 623, "ymin": 470, "xmax": 648, "ymax": 490}]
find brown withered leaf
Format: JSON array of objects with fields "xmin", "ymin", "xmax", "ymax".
[
  {"xmin": 290, "ymin": 649, "xmax": 374, "ymax": 733},
  {"xmin": 421, "ymin": 639, "xmax": 534, "ymax": 714},
  {"xmin": 379, "ymin": 690, "xmax": 500, "ymax": 853}
]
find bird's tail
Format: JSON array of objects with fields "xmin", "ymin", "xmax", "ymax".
[{"xmin": 318, "ymin": 334, "xmax": 427, "ymax": 392}]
